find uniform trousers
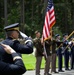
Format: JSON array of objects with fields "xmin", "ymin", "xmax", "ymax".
[
  {"xmin": 57, "ymin": 48, "xmax": 63, "ymax": 71},
  {"xmin": 70, "ymin": 46, "xmax": 74, "ymax": 69},
  {"xmin": 35, "ymin": 56, "xmax": 42, "ymax": 75},
  {"xmin": 64, "ymin": 50, "xmax": 69, "ymax": 70},
  {"xmin": 70, "ymin": 54, "xmax": 74, "ymax": 69},
  {"xmin": 51, "ymin": 53, "xmax": 56, "ymax": 72},
  {"xmin": 58, "ymin": 54, "xmax": 62, "ymax": 71},
  {"xmin": 44, "ymin": 55, "xmax": 51, "ymax": 75}
]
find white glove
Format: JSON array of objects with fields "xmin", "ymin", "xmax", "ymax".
[{"xmin": 19, "ymin": 31, "xmax": 33, "ymax": 44}]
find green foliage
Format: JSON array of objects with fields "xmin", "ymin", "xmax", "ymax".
[
  {"xmin": 7, "ymin": 0, "xmax": 20, "ymax": 24},
  {"xmin": 0, "ymin": 0, "xmax": 74, "ymax": 38},
  {"xmin": 8, "ymin": 8, "xmax": 20, "ymax": 24},
  {"xmin": 0, "ymin": 32, "xmax": 5, "ymax": 38},
  {"xmin": 55, "ymin": 5, "xmax": 65, "ymax": 32},
  {"xmin": 54, "ymin": 0, "xmax": 65, "ymax": 3}
]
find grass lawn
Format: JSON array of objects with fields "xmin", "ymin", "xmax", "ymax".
[
  {"xmin": 22, "ymin": 54, "xmax": 45, "ymax": 70},
  {"xmin": 22, "ymin": 54, "xmax": 70, "ymax": 70}
]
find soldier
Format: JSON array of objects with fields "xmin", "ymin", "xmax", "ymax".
[
  {"xmin": 55, "ymin": 34, "xmax": 64, "ymax": 72},
  {"xmin": 69, "ymin": 37, "xmax": 74, "ymax": 70},
  {"xmin": 44, "ymin": 36, "xmax": 52, "ymax": 75},
  {"xmin": 62, "ymin": 33, "xmax": 70, "ymax": 70},
  {"xmin": 51, "ymin": 31, "xmax": 58, "ymax": 73},
  {"xmin": 33, "ymin": 30, "xmax": 44, "ymax": 75},
  {"xmin": 1, "ymin": 23, "xmax": 33, "ymax": 74},
  {"xmin": 0, "ymin": 44, "xmax": 26, "ymax": 75}
]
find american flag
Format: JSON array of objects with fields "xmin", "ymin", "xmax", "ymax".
[{"xmin": 42, "ymin": 0, "xmax": 56, "ymax": 41}]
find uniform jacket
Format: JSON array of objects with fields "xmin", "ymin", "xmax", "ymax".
[
  {"xmin": 1, "ymin": 37, "xmax": 33, "ymax": 63},
  {"xmin": 56, "ymin": 40, "xmax": 63, "ymax": 55},
  {"xmin": 45, "ymin": 39, "xmax": 52, "ymax": 56},
  {"xmin": 51, "ymin": 39, "xmax": 57, "ymax": 54},
  {"xmin": 0, "ymin": 53, "xmax": 26, "ymax": 75},
  {"xmin": 63, "ymin": 40, "xmax": 69, "ymax": 54},
  {"xmin": 33, "ymin": 37, "xmax": 44, "ymax": 57},
  {"xmin": 70, "ymin": 42, "xmax": 74, "ymax": 56}
]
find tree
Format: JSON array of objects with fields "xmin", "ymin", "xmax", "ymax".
[
  {"xmin": 20, "ymin": 0, "xmax": 25, "ymax": 33},
  {"xmin": 4, "ymin": 0, "xmax": 8, "ymax": 26},
  {"xmin": 0, "ymin": 0, "xmax": 74, "ymax": 38}
]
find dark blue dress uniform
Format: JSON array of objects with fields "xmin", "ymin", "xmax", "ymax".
[
  {"xmin": 55, "ymin": 34, "xmax": 64, "ymax": 72},
  {"xmin": 0, "ymin": 45, "xmax": 26, "ymax": 75},
  {"xmin": 70, "ymin": 40, "xmax": 74, "ymax": 69},
  {"xmin": 2, "ymin": 37, "xmax": 33, "ymax": 63},
  {"xmin": 56, "ymin": 42, "xmax": 63, "ymax": 72},
  {"xmin": 63, "ymin": 33, "xmax": 70, "ymax": 70},
  {"xmin": 63, "ymin": 40, "xmax": 69, "ymax": 70},
  {"xmin": 0, "ymin": 23, "xmax": 33, "ymax": 75}
]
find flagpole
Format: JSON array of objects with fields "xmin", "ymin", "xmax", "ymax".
[
  {"xmin": 42, "ymin": 0, "xmax": 56, "ymax": 58},
  {"xmin": 56, "ymin": 31, "xmax": 74, "ymax": 50},
  {"xmin": 43, "ymin": 41, "xmax": 47, "ymax": 58},
  {"xmin": 50, "ymin": 28, "xmax": 52, "ymax": 52}
]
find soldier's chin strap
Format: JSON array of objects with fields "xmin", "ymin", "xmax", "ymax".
[{"xmin": 19, "ymin": 31, "xmax": 33, "ymax": 44}]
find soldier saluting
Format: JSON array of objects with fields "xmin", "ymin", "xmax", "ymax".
[{"xmin": 1, "ymin": 23, "xmax": 33, "ymax": 75}]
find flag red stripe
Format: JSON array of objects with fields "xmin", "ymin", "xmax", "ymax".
[
  {"xmin": 50, "ymin": 20, "xmax": 56, "ymax": 28},
  {"xmin": 42, "ymin": 0, "xmax": 56, "ymax": 41}
]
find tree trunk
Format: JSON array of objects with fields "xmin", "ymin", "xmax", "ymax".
[
  {"xmin": 71, "ymin": 0, "xmax": 74, "ymax": 30},
  {"xmin": 64, "ymin": 0, "xmax": 69, "ymax": 33},
  {"xmin": 32, "ymin": 0, "xmax": 34, "ymax": 24},
  {"xmin": 20, "ymin": 0, "xmax": 25, "ymax": 33},
  {"xmin": 4, "ymin": 0, "xmax": 8, "ymax": 26}
]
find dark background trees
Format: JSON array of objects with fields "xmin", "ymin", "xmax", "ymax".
[{"xmin": 0, "ymin": 0, "xmax": 74, "ymax": 38}]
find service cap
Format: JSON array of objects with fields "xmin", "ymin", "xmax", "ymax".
[
  {"xmin": 4, "ymin": 23, "xmax": 19, "ymax": 32},
  {"xmin": 35, "ymin": 30, "xmax": 39, "ymax": 34},
  {"xmin": 55, "ymin": 34, "xmax": 60, "ymax": 38},
  {"xmin": 63, "ymin": 33, "xmax": 68, "ymax": 37}
]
